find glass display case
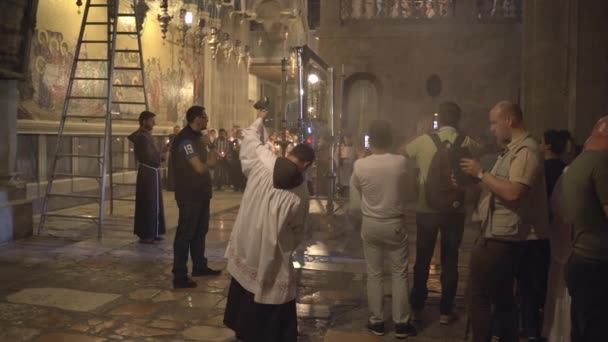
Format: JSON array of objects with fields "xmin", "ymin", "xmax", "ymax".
[{"xmin": 277, "ymin": 46, "xmax": 337, "ymax": 213}]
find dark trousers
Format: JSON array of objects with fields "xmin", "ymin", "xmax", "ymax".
[
  {"xmin": 469, "ymin": 238, "xmax": 522, "ymax": 342},
  {"xmin": 517, "ymin": 239, "xmax": 551, "ymax": 338},
  {"xmin": 214, "ymin": 159, "xmax": 230, "ymax": 189},
  {"xmin": 410, "ymin": 212, "xmax": 465, "ymax": 314},
  {"xmin": 566, "ymin": 253, "xmax": 608, "ymax": 342},
  {"xmin": 172, "ymin": 199, "xmax": 210, "ymax": 280},
  {"xmin": 229, "ymin": 160, "xmax": 245, "ymax": 191}
]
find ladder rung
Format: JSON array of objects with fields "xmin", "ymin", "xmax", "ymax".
[
  {"xmin": 112, "ymin": 101, "xmax": 146, "ymax": 105},
  {"xmin": 115, "ymin": 32, "xmax": 137, "ymax": 35},
  {"xmin": 48, "ymin": 193, "xmax": 100, "ymax": 200},
  {"xmin": 44, "ymin": 213, "xmax": 100, "ymax": 220},
  {"xmin": 118, "ymin": 13, "xmax": 136, "ymax": 17},
  {"xmin": 73, "ymin": 77, "xmax": 109, "ymax": 81},
  {"xmin": 56, "ymin": 153, "xmax": 103, "ymax": 159},
  {"xmin": 66, "ymin": 115, "xmax": 106, "ymax": 120},
  {"xmin": 111, "ymin": 118, "xmax": 140, "ymax": 122},
  {"xmin": 113, "ymin": 67, "xmax": 142, "ymax": 71},
  {"xmin": 81, "ymin": 40, "xmax": 111, "ymax": 43},
  {"xmin": 55, "ymin": 173, "xmax": 103, "ymax": 179},
  {"xmin": 69, "ymin": 96, "xmax": 107, "ymax": 100},
  {"xmin": 113, "ymin": 84, "xmax": 144, "ymax": 88},
  {"xmin": 77, "ymin": 58, "xmax": 108, "ymax": 62},
  {"xmin": 89, "ymin": 4, "xmax": 110, "ymax": 7},
  {"xmin": 113, "ymin": 198, "xmax": 136, "ymax": 202},
  {"xmin": 115, "ymin": 49, "xmax": 141, "ymax": 53},
  {"xmin": 85, "ymin": 22, "xmax": 110, "ymax": 25},
  {"xmin": 113, "ymin": 182, "xmax": 136, "ymax": 186}
]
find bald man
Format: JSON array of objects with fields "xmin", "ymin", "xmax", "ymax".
[
  {"xmin": 562, "ymin": 115, "xmax": 608, "ymax": 342},
  {"xmin": 460, "ymin": 101, "xmax": 549, "ymax": 342}
]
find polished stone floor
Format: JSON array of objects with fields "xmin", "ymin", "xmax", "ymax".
[{"xmin": 0, "ymin": 191, "xmax": 476, "ymax": 341}]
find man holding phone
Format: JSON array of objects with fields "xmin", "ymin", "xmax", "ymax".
[{"xmin": 170, "ymin": 106, "xmax": 221, "ymax": 289}]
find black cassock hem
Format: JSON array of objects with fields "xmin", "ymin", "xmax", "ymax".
[{"xmin": 223, "ymin": 278, "xmax": 297, "ymax": 342}]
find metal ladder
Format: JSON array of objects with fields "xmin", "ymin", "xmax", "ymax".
[{"xmin": 38, "ymin": 0, "xmax": 148, "ymax": 238}]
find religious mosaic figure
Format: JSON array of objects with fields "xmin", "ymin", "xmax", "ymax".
[
  {"xmin": 399, "ymin": 0, "xmax": 413, "ymax": 18},
  {"xmin": 490, "ymin": 0, "xmax": 499, "ymax": 17},
  {"xmin": 414, "ymin": 0, "xmax": 425, "ymax": 18},
  {"xmin": 389, "ymin": 0, "xmax": 401, "ymax": 18},
  {"xmin": 502, "ymin": 0, "xmax": 517, "ymax": 18},
  {"xmin": 352, "ymin": 0, "xmax": 363, "ymax": 18},
  {"xmin": 438, "ymin": 0, "xmax": 450, "ymax": 17},
  {"xmin": 341, "ymin": 0, "xmax": 352, "ymax": 19},
  {"xmin": 364, "ymin": 0, "xmax": 375, "ymax": 19},
  {"xmin": 376, "ymin": 0, "xmax": 386, "ymax": 17},
  {"xmin": 426, "ymin": 0, "xmax": 436, "ymax": 18}
]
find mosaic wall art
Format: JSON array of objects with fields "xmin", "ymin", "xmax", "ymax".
[{"xmin": 340, "ymin": 0, "xmax": 454, "ymax": 20}]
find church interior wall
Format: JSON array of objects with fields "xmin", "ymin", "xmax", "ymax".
[{"xmin": 319, "ymin": 0, "xmax": 522, "ymax": 145}]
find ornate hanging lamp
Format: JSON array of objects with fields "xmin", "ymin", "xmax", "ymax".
[{"xmin": 157, "ymin": 0, "xmax": 173, "ymax": 40}]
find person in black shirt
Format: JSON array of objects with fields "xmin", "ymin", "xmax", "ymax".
[
  {"xmin": 540, "ymin": 130, "xmax": 571, "ymax": 198},
  {"xmin": 169, "ymin": 106, "xmax": 220, "ymax": 289},
  {"xmin": 515, "ymin": 129, "xmax": 571, "ymax": 341}
]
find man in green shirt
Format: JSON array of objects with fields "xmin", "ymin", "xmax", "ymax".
[
  {"xmin": 405, "ymin": 102, "xmax": 480, "ymax": 324},
  {"xmin": 563, "ymin": 115, "xmax": 608, "ymax": 341}
]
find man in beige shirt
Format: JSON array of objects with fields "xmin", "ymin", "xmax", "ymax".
[{"xmin": 460, "ymin": 101, "xmax": 548, "ymax": 342}]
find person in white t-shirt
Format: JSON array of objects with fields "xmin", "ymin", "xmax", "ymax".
[{"xmin": 350, "ymin": 120, "xmax": 417, "ymax": 339}]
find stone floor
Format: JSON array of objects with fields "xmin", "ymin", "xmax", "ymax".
[{"xmin": 0, "ymin": 191, "xmax": 477, "ymax": 341}]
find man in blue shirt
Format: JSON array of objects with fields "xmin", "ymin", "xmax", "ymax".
[{"xmin": 169, "ymin": 106, "xmax": 220, "ymax": 288}]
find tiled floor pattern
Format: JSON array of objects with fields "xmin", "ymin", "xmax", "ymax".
[{"xmin": 1, "ymin": 192, "xmax": 475, "ymax": 341}]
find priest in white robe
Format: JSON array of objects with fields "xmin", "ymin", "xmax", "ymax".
[{"xmin": 223, "ymin": 108, "xmax": 315, "ymax": 342}]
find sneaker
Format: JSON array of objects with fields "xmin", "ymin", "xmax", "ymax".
[
  {"xmin": 395, "ymin": 323, "xmax": 418, "ymax": 339},
  {"xmin": 173, "ymin": 277, "xmax": 197, "ymax": 289},
  {"xmin": 365, "ymin": 321, "xmax": 385, "ymax": 336},
  {"xmin": 409, "ymin": 310, "xmax": 422, "ymax": 323},
  {"xmin": 439, "ymin": 313, "xmax": 458, "ymax": 325},
  {"xmin": 192, "ymin": 267, "xmax": 222, "ymax": 277}
]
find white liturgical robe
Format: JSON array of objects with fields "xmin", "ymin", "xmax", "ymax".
[{"xmin": 225, "ymin": 117, "xmax": 310, "ymax": 305}]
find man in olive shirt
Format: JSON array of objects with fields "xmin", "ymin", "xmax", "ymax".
[
  {"xmin": 461, "ymin": 101, "xmax": 548, "ymax": 342},
  {"xmin": 562, "ymin": 115, "xmax": 608, "ymax": 341},
  {"xmin": 405, "ymin": 102, "xmax": 480, "ymax": 324}
]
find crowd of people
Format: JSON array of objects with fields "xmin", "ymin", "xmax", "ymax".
[{"xmin": 125, "ymin": 98, "xmax": 607, "ymax": 342}]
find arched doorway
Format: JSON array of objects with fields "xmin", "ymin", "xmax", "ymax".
[{"xmin": 343, "ymin": 73, "xmax": 380, "ymax": 140}]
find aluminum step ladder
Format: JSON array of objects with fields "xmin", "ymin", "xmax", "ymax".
[{"xmin": 38, "ymin": 0, "xmax": 149, "ymax": 238}]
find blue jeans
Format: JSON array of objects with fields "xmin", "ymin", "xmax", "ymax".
[
  {"xmin": 410, "ymin": 212, "xmax": 465, "ymax": 314},
  {"xmin": 172, "ymin": 199, "xmax": 210, "ymax": 280}
]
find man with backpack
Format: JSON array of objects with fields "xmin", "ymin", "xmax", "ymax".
[{"xmin": 405, "ymin": 102, "xmax": 480, "ymax": 325}]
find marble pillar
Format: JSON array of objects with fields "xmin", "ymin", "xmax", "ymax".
[{"xmin": 0, "ymin": 80, "xmax": 33, "ymax": 243}]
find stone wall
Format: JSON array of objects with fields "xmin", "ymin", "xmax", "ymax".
[{"xmin": 318, "ymin": 0, "xmax": 522, "ymax": 144}]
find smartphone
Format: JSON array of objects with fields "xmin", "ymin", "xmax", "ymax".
[{"xmin": 364, "ymin": 135, "xmax": 370, "ymax": 150}]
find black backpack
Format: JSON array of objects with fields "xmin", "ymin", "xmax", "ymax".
[{"xmin": 425, "ymin": 133, "xmax": 466, "ymax": 212}]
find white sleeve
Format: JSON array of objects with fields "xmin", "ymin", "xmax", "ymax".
[{"xmin": 240, "ymin": 117, "xmax": 276, "ymax": 176}]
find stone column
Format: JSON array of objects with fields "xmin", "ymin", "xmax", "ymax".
[
  {"xmin": 0, "ymin": 79, "xmax": 33, "ymax": 243},
  {"xmin": 0, "ymin": 80, "xmax": 19, "ymax": 186},
  {"xmin": 520, "ymin": 0, "xmax": 570, "ymax": 137}
]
